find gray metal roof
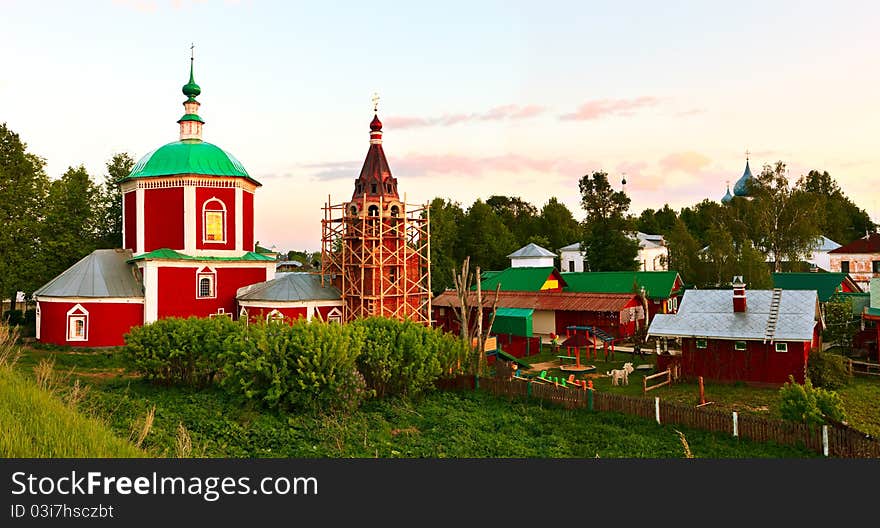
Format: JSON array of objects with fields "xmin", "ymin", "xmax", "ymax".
[
  {"xmin": 648, "ymin": 289, "xmax": 819, "ymax": 342},
  {"xmin": 559, "ymin": 242, "xmax": 582, "ymax": 252},
  {"xmin": 508, "ymin": 243, "xmax": 556, "ymax": 258},
  {"xmin": 34, "ymin": 249, "xmax": 144, "ymax": 298},
  {"xmin": 236, "ymin": 272, "xmax": 341, "ymax": 302}
]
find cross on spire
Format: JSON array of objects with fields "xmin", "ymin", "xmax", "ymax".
[
  {"xmin": 190, "ymin": 42, "xmax": 195, "ymax": 60},
  {"xmin": 372, "ymin": 92, "xmax": 380, "ymax": 113},
  {"xmin": 745, "ymin": 149, "xmax": 750, "ymax": 161}
]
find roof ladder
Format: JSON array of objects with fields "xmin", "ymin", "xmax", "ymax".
[{"xmin": 764, "ymin": 288, "xmax": 783, "ymax": 343}]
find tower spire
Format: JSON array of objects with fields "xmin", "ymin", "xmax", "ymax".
[{"xmin": 178, "ymin": 45, "xmax": 204, "ymax": 141}]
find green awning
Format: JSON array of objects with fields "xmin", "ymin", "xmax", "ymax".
[{"xmin": 492, "ymin": 307, "xmax": 533, "ymax": 337}]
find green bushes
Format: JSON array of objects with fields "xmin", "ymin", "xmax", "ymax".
[
  {"xmin": 122, "ymin": 315, "xmax": 467, "ymax": 413},
  {"xmin": 807, "ymin": 349, "xmax": 852, "ymax": 390},
  {"xmin": 351, "ymin": 317, "xmax": 469, "ymax": 398},
  {"xmin": 779, "ymin": 375, "xmax": 847, "ymax": 426},
  {"xmin": 221, "ymin": 319, "xmax": 368, "ymax": 413},
  {"xmin": 123, "ymin": 316, "xmax": 240, "ymax": 386}
]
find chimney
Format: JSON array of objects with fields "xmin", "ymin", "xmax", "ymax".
[{"xmin": 732, "ymin": 275, "xmax": 747, "ymax": 313}]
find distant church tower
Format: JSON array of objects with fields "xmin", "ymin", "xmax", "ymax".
[{"xmin": 321, "ymin": 98, "xmax": 431, "ymax": 323}]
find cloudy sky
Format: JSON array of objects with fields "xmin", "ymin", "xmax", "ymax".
[{"xmin": 2, "ymin": 0, "xmax": 878, "ymax": 252}]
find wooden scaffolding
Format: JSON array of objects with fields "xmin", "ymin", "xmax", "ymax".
[{"xmin": 321, "ymin": 195, "xmax": 432, "ymax": 324}]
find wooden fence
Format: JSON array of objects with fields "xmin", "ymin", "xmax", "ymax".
[{"xmin": 436, "ymin": 374, "xmax": 880, "ymax": 458}]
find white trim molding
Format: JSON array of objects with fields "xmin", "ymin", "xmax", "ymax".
[
  {"xmin": 66, "ymin": 304, "xmax": 89, "ymax": 342},
  {"xmin": 202, "ymin": 197, "xmax": 228, "ymax": 244},
  {"xmin": 135, "ymin": 187, "xmax": 145, "ymax": 254},
  {"xmin": 235, "ymin": 187, "xmax": 243, "ymax": 252}
]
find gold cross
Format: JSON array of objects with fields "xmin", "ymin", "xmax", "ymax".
[{"xmin": 371, "ymin": 92, "xmax": 380, "ymax": 113}]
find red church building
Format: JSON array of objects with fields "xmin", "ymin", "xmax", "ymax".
[{"xmin": 648, "ymin": 276, "xmax": 822, "ymax": 385}]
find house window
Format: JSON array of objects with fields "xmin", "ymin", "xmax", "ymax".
[
  {"xmin": 568, "ymin": 260, "xmax": 575, "ymax": 272},
  {"xmin": 389, "ymin": 267, "xmax": 397, "ymax": 284},
  {"xmin": 840, "ymin": 261, "xmax": 850, "ymax": 273},
  {"xmin": 370, "ymin": 183, "xmax": 377, "ymax": 194},
  {"xmin": 350, "ymin": 205, "xmax": 358, "ymax": 216},
  {"xmin": 695, "ymin": 339, "xmax": 707, "ymax": 349},
  {"xmin": 390, "ymin": 205, "xmax": 400, "ymax": 218},
  {"xmin": 368, "ymin": 205, "xmax": 379, "ymax": 217},
  {"xmin": 239, "ymin": 307, "xmax": 248, "ymax": 322},
  {"xmin": 326, "ymin": 307, "xmax": 342, "ymax": 323},
  {"xmin": 203, "ymin": 198, "xmax": 227, "ymax": 243},
  {"xmin": 66, "ymin": 304, "xmax": 88, "ymax": 342},
  {"xmin": 873, "ymin": 261, "xmax": 880, "ymax": 273},
  {"xmin": 734, "ymin": 341, "xmax": 747, "ymax": 351},
  {"xmin": 669, "ymin": 297, "xmax": 678, "ymax": 312},
  {"xmin": 385, "ymin": 183, "xmax": 392, "ymax": 193},
  {"xmin": 197, "ymin": 271, "xmax": 216, "ymax": 298},
  {"xmin": 775, "ymin": 342, "xmax": 788, "ymax": 353},
  {"xmin": 267, "ymin": 309, "xmax": 285, "ymax": 323}
]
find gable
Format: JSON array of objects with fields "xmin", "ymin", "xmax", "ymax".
[
  {"xmin": 476, "ymin": 267, "xmax": 566, "ymax": 292},
  {"xmin": 771, "ymin": 272, "xmax": 857, "ymax": 302}
]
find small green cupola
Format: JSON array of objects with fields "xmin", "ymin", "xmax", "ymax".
[{"xmin": 177, "ymin": 48, "xmax": 205, "ymax": 140}]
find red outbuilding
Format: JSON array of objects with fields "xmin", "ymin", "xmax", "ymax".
[{"xmin": 648, "ymin": 276, "xmax": 822, "ymax": 385}]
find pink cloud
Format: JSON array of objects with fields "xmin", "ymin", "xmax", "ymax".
[
  {"xmin": 659, "ymin": 152, "xmax": 711, "ymax": 174},
  {"xmin": 559, "ymin": 96, "xmax": 662, "ymax": 121},
  {"xmin": 383, "ymin": 104, "xmax": 545, "ymax": 129},
  {"xmin": 392, "ymin": 153, "xmax": 591, "ymax": 179}
]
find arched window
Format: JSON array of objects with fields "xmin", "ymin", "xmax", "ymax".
[
  {"xmin": 368, "ymin": 205, "xmax": 379, "ymax": 217},
  {"xmin": 196, "ymin": 267, "xmax": 216, "ymax": 298},
  {"xmin": 267, "ymin": 309, "xmax": 285, "ymax": 323},
  {"xmin": 350, "ymin": 205, "xmax": 358, "ymax": 216},
  {"xmin": 390, "ymin": 205, "xmax": 400, "ymax": 218},
  {"xmin": 66, "ymin": 304, "xmax": 89, "ymax": 342},
  {"xmin": 203, "ymin": 198, "xmax": 227, "ymax": 243},
  {"xmin": 370, "ymin": 183, "xmax": 378, "ymax": 194}
]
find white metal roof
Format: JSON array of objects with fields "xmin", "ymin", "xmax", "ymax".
[
  {"xmin": 648, "ymin": 289, "xmax": 819, "ymax": 342},
  {"xmin": 507, "ymin": 243, "xmax": 556, "ymax": 258},
  {"xmin": 236, "ymin": 272, "xmax": 341, "ymax": 302}
]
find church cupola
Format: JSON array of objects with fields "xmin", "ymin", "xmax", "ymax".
[
  {"xmin": 178, "ymin": 47, "xmax": 205, "ymax": 141},
  {"xmin": 348, "ymin": 94, "xmax": 400, "ymax": 215},
  {"xmin": 733, "ymin": 152, "xmax": 754, "ymax": 197}
]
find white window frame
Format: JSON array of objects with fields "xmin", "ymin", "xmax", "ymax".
[
  {"xmin": 266, "ymin": 309, "xmax": 285, "ymax": 323},
  {"xmin": 775, "ymin": 342, "xmax": 788, "ymax": 353},
  {"xmin": 695, "ymin": 338, "xmax": 707, "ymax": 349},
  {"xmin": 326, "ymin": 307, "xmax": 342, "ymax": 323},
  {"xmin": 66, "ymin": 304, "xmax": 89, "ymax": 342},
  {"xmin": 196, "ymin": 268, "xmax": 217, "ymax": 299},
  {"xmin": 202, "ymin": 198, "xmax": 227, "ymax": 244},
  {"xmin": 734, "ymin": 341, "xmax": 747, "ymax": 351}
]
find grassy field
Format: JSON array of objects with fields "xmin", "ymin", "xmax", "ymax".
[
  {"xmin": 4, "ymin": 344, "xmax": 822, "ymax": 458},
  {"xmin": 0, "ymin": 366, "xmax": 143, "ymax": 457}
]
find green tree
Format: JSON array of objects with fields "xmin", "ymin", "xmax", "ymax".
[
  {"xmin": 664, "ymin": 217, "xmax": 701, "ymax": 284},
  {"xmin": 750, "ymin": 161, "xmax": 822, "ymax": 272},
  {"xmin": 486, "ymin": 195, "xmax": 539, "ymax": 245},
  {"xmin": 538, "ymin": 197, "xmax": 581, "ymax": 252},
  {"xmin": 94, "ymin": 153, "xmax": 134, "ymax": 249},
  {"xmin": 428, "ymin": 198, "xmax": 466, "ymax": 294},
  {"xmin": 779, "ymin": 376, "xmax": 846, "ymax": 426},
  {"xmin": 578, "ymin": 171, "xmax": 639, "ymax": 271},
  {"xmin": 461, "ymin": 199, "xmax": 517, "ymax": 272},
  {"xmin": 701, "ymin": 223, "xmax": 737, "ymax": 287},
  {"xmin": 822, "ymin": 298, "xmax": 859, "ymax": 349},
  {"xmin": 41, "ymin": 165, "xmax": 101, "ymax": 284},
  {"xmin": 799, "ymin": 169, "xmax": 875, "ymax": 245},
  {"xmin": 680, "ymin": 199, "xmax": 727, "ymax": 247},
  {"xmin": 0, "ymin": 123, "xmax": 49, "ymax": 308}
]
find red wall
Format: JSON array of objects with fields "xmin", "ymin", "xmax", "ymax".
[
  {"xmin": 196, "ymin": 188, "xmax": 236, "ymax": 251},
  {"xmin": 38, "ymin": 300, "xmax": 143, "ymax": 347},
  {"xmin": 124, "ymin": 191, "xmax": 137, "ymax": 251},
  {"xmin": 241, "ymin": 306, "xmax": 307, "ymax": 323},
  {"xmin": 144, "ymin": 187, "xmax": 184, "ymax": 251},
  {"xmin": 157, "ymin": 266, "xmax": 267, "ymax": 319},
  {"xmin": 670, "ymin": 337, "xmax": 811, "ymax": 385},
  {"xmin": 243, "ymin": 191, "xmax": 254, "ymax": 252}
]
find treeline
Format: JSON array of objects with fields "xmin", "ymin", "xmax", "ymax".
[
  {"xmin": 0, "ymin": 123, "xmax": 131, "ymax": 310},
  {"xmin": 429, "ymin": 165, "xmax": 874, "ymax": 293}
]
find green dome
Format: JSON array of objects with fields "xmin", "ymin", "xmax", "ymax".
[
  {"xmin": 122, "ymin": 140, "xmax": 259, "ymax": 185},
  {"xmin": 183, "ymin": 81, "xmax": 201, "ymax": 98}
]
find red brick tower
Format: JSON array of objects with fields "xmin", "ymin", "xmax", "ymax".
[{"xmin": 321, "ymin": 103, "xmax": 431, "ymax": 323}]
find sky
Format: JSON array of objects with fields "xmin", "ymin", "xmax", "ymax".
[{"xmin": 1, "ymin": 0, "xmax": 879, "ymax": 252}]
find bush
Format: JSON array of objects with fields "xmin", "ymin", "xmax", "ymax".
[
  {"xmin": 807, "ymin": 349, "xmax": 851, "ymax": 390},
  {"xmin": 779, "ymin": 376, "xmax": 846, "ymax": 426},
  {"xmin": 351, "ymin": 317, "xmax": 469, "ymax": 398},
  {"xmin": 220, "ymin": 319, "xmax": 368, "ymax": 413},
  {"xmin": 122, "ymin": 316, "xmax": 240, "ymax": 386}
]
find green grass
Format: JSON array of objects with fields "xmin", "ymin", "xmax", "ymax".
[{"xmin": 0, "ymin": 366, "xmax": 143, "ymax": 457}]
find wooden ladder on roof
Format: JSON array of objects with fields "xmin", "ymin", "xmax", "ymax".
[{"xmin": 764, "ymin": 288, "xmax": 783, "ymax": 343}]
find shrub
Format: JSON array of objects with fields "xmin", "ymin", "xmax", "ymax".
[
  {"xmin": 220, "ymin": 319, "xmax": 368, "ymax": 413},
  {"xmin": 807, "ymin": 349, "xmax": 851, "ymax": 390},
  {"xmin": 122, "ymin": 316, "xmax": 240, "ymax": 386},
  {"xmin": 779, "ymin": 376, "xmax": 846, "ymax": 426},
  {"xmin": 351, "ymin": 317, "xmax": 469, "ymax": 398}
]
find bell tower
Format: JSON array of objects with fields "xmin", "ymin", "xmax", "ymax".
[{"xmin": 321, "ymin": 98, "xmax": 431, "ymax": 323}]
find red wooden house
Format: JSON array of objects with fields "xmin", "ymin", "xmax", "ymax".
[{"xmin": 648, "ymin": 276, "xmax": 822, "ymax": 385}]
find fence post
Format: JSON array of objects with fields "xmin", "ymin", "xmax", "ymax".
[
  {"xmin": 822, "ymin": 425, "xmax": 829, "ymax": 457},
  {"xmin": 474, "ymin": 375, "xmax": 479, "ymax": 391},
  {"xmin": 587, "ymin": 387, "xmax": 593, "ymax": 411},
  {"xmin": 526, "ymin": 380, "xmax": 532, "ymax": 400},
  {"xmin": 655, "ymin": 396, "xmax": 660, "ymax": 425},
  {"xmin": 732, "ymin": 412, "xmax": 738, "ymax": 438}
]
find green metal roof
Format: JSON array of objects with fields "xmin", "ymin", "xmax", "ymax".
[
  {"xmin": 772, "ymin": 272, "xmax": 849, "ymax": 302},
  {"xmin": 561, "ymin": 271, "xmax": 682, "ymax": 299},
  {"xmin": 492, "ymin": 307, "xmax": 533, "ymax": 337},
  {"xmin": 830, "ymin": 292, "xmax": 870, "ymax": 315},
  {"xmin": 476, "ymin": 267, "xmax": 563, "ymax": 292},
  {"xmin": 122, "ymin": 140, "xmax": 259, "ymax": 185},
  {"xmin": 864, "ymin": 307, "xmax": 880, "ymax": 318},
  {"xmin": 128, "ymin": 248, "xmax": 275, "ymax": 262},
  {"xmin": 177, "ymin": 113, "xmax": 205, "ymax": 123}
]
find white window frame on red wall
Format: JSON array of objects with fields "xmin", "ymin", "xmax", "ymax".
[
  {"xmin": 66, "ymin": 304, "xmax": 89, "ymax": 342},
  {"xmin": 196, "ymin": 267, "xmax": 217, "ymax": 299},
  {"xmin": 202, "ymin": 198, "xmax": 227, "ymax": 244},
  {"xmin": 326, "ymin": 307, "xmax": 342, "ymax": 323},
  {"xmin": 266, "ymin": 309, "xmax": 285, "ymax": 323}
]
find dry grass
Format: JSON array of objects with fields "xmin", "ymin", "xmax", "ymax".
[
  {"xmin": 675, "ymin": 429, "xmax": 694, "ymax": 458},
  {"xmin": 0, "ymin": 324, "xmax": 21, "ymax": 368},
  {"xmin": 133, "ymin": 405, "xmax": 156, "ymax": 448},
  {"xmin": 174, "ymin": 422, "xmax": 192, "ymax": 458}
]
